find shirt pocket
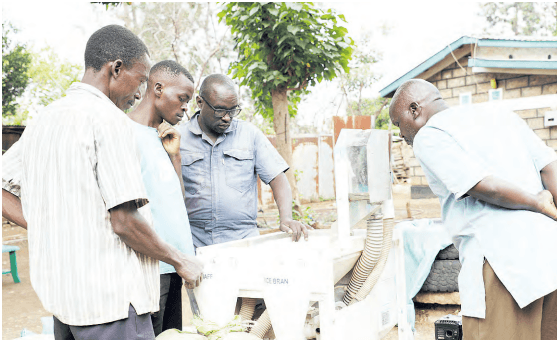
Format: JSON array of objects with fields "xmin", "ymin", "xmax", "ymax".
[
  {"xmin": 223, "ymin": 149, "xmax": 255, "ymax": 193},
  {"xmin": 181, "ymin": 152, "xmax": 206, "ymax": 195}
]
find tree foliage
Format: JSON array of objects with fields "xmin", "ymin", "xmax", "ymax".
[
  {"xmin": 339, "ymin": 31, "xmax": 380, "ymax": 116},
  {"xmin": 2, "ymin": 22, "xmax": 32, "ymax": 119},
  {"xmin": 27, "ymin": 47, "xmax": 83, "ymax": 107},
  {"xmin": 218, "ymin": 2, "xmax": 354, "ymax": 119},
  {"xmin": 480, "ymin": 2, "xmax": 557, "ymax": 36}
]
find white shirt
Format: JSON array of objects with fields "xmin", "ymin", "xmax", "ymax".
[
  {"xmin": 2, "ymin": 82, "xmax": 159, "ymax": 326},
  {"xmin": 414, "ymin": 104, "xmax": 557, "ymax": 318}
]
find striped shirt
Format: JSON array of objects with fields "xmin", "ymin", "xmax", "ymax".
[{"xmin": 2, "ymin": 82, "xmax": 160, "ymax": 326}]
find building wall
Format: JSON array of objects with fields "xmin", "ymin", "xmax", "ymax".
[{"xmin": 407, "ymin": 58, "xmax": 557, "ymax": 190}]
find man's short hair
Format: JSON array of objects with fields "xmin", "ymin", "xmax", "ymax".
[
  {"xmin": 84, "ymin": 25, "xmax": 149, "ymax": 71},
  {"xmin": 149, "ymin": 60, "xmax": 194, "ymax": 84},
  {"xmin": 199, "ymin": 74, "xmax": 236, "ymax": 99}
]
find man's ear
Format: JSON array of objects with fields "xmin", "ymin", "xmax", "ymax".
[
  {"xmin": 111, "ymin": 59, "xmax": 124, "ymax": 79},
  {"xmin": 154, "ymin": 82, "xmax": 163, "ymax": 98},
  {"xmin": 196, "ymin": 95, "xmax": 203, "ymax": 109},
  {"xmin": 409, "ymin": 102, "xmax": 421, "ymax": 120}
]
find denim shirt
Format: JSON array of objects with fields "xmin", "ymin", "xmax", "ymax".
[
  {"xmin": 178, "ymin": 113, "xmax": 289, "ymax": 247},
  {"xmin": 414, "ymin": 104, "xmax": 557, "ymax": 318}
]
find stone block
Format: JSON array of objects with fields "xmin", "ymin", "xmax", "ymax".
[
  {"xmin": 506, "ymin": 76, "xmax": 529, "ymax": 89},
  {"xmin": 527, "ymin": 118, "xmax": 545, "ymax": 130},
  {"xmin": 442, "ymin": 70, "xmax": 453, "ymax": 79},
  {"xmin": 522, "ymin": 86, "xmax": 542, "ymax": 97},
  {"xmin": 496, "ymin": 73, "xmax": 521, "ymax": 80},
  {"xmin": 551, "ymin": 126, "xmax": 557, "ymax": 139},
  {"xmin": 440, "ymin": 88, "xmax": 453, "ymax": 99},
  {"xmin": 453, "ymin": 85, "xmax": 477, "ymax": 96},
  {"xmin": 445, "ymin": 97, "xmax": 460, "ymax": 107},
  {"xmin": 414, "ymin": 166, "xmax": 425, "ymax": 177},
  {"xmin": 542, "ymin": 83, "xmax": 557, "ymax": 95},
  {"xmin": 472, "ymin": 93, "xmax": 489, "ymax": 104},
  {"xmin": 468, "ymin": 73, "xmax": 493, "ymax": 84},
  {"xmin": 437, "ymin": 80, "xmax": 447, "ymax": 90},
  {"xmin": 547, "ymin": 139, "xmax": 557, "ymax": 151},
  {"xmin": 538, "ymin": 107, "xmax": 553, "ymax": 117},
  {"xmin": 447, "ymin": 77, "xmax": 466, "ymax": 88},
  {"xmin": 409, "ymin": 158, "xmax": 420, "ymax": 167},
  {"xmin": 477, "ymin": 82, "xmax": 493, "ymax": 93},
  {"xmin": 529, "ymin": 75, "xmax": 557, "ymax": 86},
  {"xmin": 503, "ymin": 88, "xmax": 521, "ymax": 99},
  {"xmin": 429, "ymin": 73, "xmax": 442, "ymax": 81},
  {"xmin": 516, "ymin": 109, "xmax": 537, "ymax": 119},
  {"xmin": 535, "ymin": 128, "xmax": 550, "ymax": 140},
  {"xmin": 453, "ymin": 67, "xmax": 467, "ymax": 77}
]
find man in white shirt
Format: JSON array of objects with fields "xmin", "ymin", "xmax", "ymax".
[
  {"xmin": 2, "ymin": 25, "xmax": 202, "ymax": 340},
  {"xmin": 389, "ymin": 79, "xmax": 557, "ymax": 340}
]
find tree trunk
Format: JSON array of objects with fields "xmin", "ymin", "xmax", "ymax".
[{"xmin": 271, "ymin": 86, "xmax": 300, "ymax": 203}]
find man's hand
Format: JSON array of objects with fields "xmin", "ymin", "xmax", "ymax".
[
  {"xmin": 536, "ymin": 190, "xmax": 557, "ymax": 220},
  {"xmin": 175, "ymin": 254, "xmax": 204, "ymax": 289},
  {"xmin": 158, "ymin": 121, "xmax": 180, "ymax": 157},
  {"xmin": 280, "ymin": 219, "xmax": 313, "ymax": 242}
]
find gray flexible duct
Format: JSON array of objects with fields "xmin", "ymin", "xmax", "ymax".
[
  {"xmin": 342, "ymin": 215, "xmax": 384, "ymax": 305},
  {"xmin": 250, "ymin": 310, "xmax": 272, "ymax": 338},
  {"xmin": 349, "ymin": 218, "xmax": 394, "ymax": 305},
  {"xmin": 239, "ymin": 297, "xmax": 257, "ymax": 321}
]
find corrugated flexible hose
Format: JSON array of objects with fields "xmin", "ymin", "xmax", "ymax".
[
  {"xmin": 250, "ymin": 310, "xmax": 272, "ymax": 338},
  {"xmin": 342, "ymin": 215, "xmax": 384, "ymax": 305},
  {"xmin": 349, "ymin": 218, "xmax": 395, "ymax": 305},
  {"xmin": 239, "ymin": 297, "xmax": 257, "ymax": 321}
]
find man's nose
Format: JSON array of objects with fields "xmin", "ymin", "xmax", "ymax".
[
  {"xmin": 221, "ymin": 112, "xmax": 232, "ymax": 122},
  {"xmin": 134, "ymin": 91, "xmax": 142, "ymax": 101}
]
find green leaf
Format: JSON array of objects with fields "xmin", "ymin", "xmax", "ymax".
[
  {"xmin": 240, "ymin": 15, "xmax": 249, "ymax": 21},
  {"xmin": 249, "ymin": 5, "xmax": 259, "ymax": 17},
  {"xmin": 286, "ymin": 2, "xmax": 303, "ymax": 11},
  {"xmin": 287, "ymin": 25, "xmax": 301, "ymax": 35},
  {"xmin": 294, "ymin": 39, "xmax": 307, "ymax": 49},
  {"xmin": 268, "ymin": 7, "xmax": 279, "ymax": 16}
]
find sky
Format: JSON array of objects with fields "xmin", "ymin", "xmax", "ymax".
[{"xmin": 2, "ymin": 1, "xmax": 487, "ymax": 130}]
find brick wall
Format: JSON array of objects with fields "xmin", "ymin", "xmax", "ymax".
[{"xmin": 407, "ymin": 58, "xmax": 557, "ymax": 190}]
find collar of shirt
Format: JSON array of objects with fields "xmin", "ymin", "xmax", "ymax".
[{"xmin": 66, "ymin": 82, "xmax": 121, "ymax": 110}]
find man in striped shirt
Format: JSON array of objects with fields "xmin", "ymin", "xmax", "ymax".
[
  {"xmin": 127, "ymin": 60, "xmax": 197, "ymax": 336},
  {"xmin": 2, "ymin": 25, "xmax": 202, "ymax": 340}
]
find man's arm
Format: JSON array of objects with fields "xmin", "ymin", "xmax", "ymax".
[
  {"xmin": 467, "ymin": 175, "xmax": 557, "ymax": 220},
  {"xmin": 541, "ymin": 160, "xmax": 557, "ymax": 206},
  {"xmin": 269, "ymin": 172, "xmax": 312, "ymax": 241},
  {"xmin": 110, "ymin": 201, "xmax": 203, "ymax": 288},
  {"xmin": 2, "ymin": 189, "xmax": 27, "ymax": 229},
  {"xmin": 158, "ymin": 122, "xmax": 186, "ymax": 199}
]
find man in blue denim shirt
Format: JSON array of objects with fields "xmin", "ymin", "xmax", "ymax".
[{"xmin": 178, "ymin": 74, "xmax": 310, "ymax": 248}]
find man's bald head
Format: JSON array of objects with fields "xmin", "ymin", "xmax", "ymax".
[
  {"xmin": 389, "ymin": 79, "xmax": 448, "ymax": 146},
  {"xmin": 199, "ymin": 74, "xmax": 237, "ymax": 101}
]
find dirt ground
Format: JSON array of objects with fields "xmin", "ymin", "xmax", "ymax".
[{"xmin": 2, "ymin": 184, "xmax": 454, "ymax": 340}]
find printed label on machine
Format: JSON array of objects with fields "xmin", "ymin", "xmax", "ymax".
[{"xmin": 264, "ymin": 277, "xmax": 289, "ymax": 285}]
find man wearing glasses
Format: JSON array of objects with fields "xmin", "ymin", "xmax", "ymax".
[{"xmin": 178, "ymin": 74, "xmax": 311, "ymax": 249}]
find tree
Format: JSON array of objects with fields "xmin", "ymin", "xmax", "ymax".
[
  {"xmin": 338, "ymin": 31, "xmax": 380, "ymax": 116},
  {"xmin": 219, "ymin": 2, "xmax": 354, "ymax": 200},
  {"xmin": 480, "ymin": 2, "xmax": 557, "ymax": 36},
  {"xmin": 2, "ymin": 22, "xmax": 32, "ymax": 120}
]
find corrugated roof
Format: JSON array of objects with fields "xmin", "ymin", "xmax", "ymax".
[{"xmin": 379, "ymin": 35, "xmax": 557, "ymax": 98}]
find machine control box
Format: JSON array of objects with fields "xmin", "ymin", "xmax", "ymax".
[{"xmin": 435, "ymin": 314, "xmax": 462, "ymax": 340}]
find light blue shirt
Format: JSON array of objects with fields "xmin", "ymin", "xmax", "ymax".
[
  {"xmin": 414, "ymin": 104, "xmax": 557, "ymax": 318},
  {"xmin": 130, "ymin": 120, "xmax": 195, "ymax": 274},
  {"xmin": 178, "ymin": 113, "xmax": 289, "ymax": 248}
]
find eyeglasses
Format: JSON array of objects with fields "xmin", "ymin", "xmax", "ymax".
[{"xmin": 200, "ymin": 95, "xmax": 242, "ymax": 118}]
